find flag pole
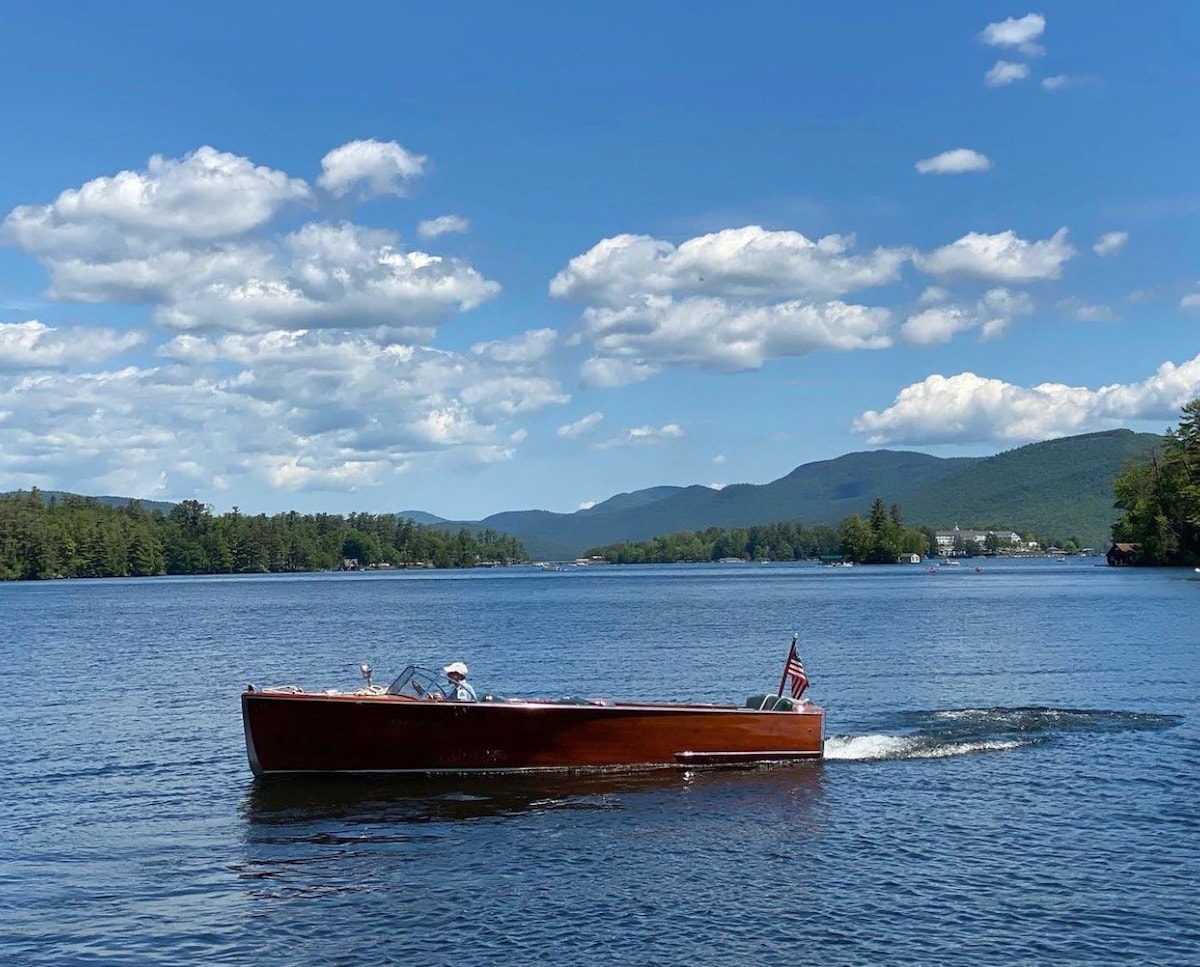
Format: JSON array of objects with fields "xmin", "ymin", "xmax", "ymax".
[{"xmin": 777, "ymin": 633, "xmax": 798, "ymax": 698}]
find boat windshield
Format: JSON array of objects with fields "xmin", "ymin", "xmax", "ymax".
[{"xmin": 386, "ymin": 664, "xmax": 456, "ymax": 700}]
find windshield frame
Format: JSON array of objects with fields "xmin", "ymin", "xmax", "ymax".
[{"xmin": 386, "ymin": 664, "xmax": 456, "ymax": 700}]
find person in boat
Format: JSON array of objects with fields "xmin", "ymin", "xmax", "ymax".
[{"xmin": 439, "ymin": 661, "xmax": 477, "ymax": 702}]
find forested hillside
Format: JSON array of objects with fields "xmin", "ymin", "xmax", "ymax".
[
  {"xmin": 0, "ymin": 492, "xmax": 527, "ymax": 580},
  {"xmin": 428, "ymin": 430, "xmax": 1161, "ymax": 558},
  {"xmin": 900, "ymin": 430, "xmax": 1162, "ymax": 550}
]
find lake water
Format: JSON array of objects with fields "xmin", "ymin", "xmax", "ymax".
[{"xmin": 3, "ymin": 559, "xmax": 1198, "ymax": 965}]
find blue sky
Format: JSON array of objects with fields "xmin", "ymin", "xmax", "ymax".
[{"xmin": 1, "ymin": 2, "xmax": 1198, "ymax": 520}]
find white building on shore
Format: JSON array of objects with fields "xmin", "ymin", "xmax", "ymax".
[{"xmin": 934, "ymin": 525, "xmax": 1037, "ymax": 555}]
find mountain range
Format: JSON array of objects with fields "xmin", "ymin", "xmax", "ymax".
[
  {"xmin": 402, "ymin": 429, "xmax": 1163, "ymax": 560},
  {"xmin": 6, "ymin": 429, "xmax": 1162, "ymax": 561}
]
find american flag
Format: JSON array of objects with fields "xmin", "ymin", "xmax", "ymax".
[{"xmin": 784, "ymin": 638, "xmax": 809, "ymax": 699}]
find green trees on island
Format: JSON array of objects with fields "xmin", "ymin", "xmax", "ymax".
[
  {"xmin": 1111, "ymin": 399, "xmax": 1200, "ymax": 566},
  {"xmin": 586, "ymin": 520, "xmax": 842, "ymax": 564},
  {"xmin": 585, "ymin": 502, "xmax": 933, "ymax": 565},
  {"xmin": 0, "ymin": 492, "xmax": 528, "ymax": 580},
  {"xmin": 837, "ymin": 498, "xmax": 931, "ymax": 563}
]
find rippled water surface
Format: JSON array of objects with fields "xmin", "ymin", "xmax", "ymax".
[{"xmin": 3, "ymin": 560, "xmax": 1198, "ymax": 965}]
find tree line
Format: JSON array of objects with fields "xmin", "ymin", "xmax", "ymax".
[
  {"xmin": 585, "ymin": 501, "xmax": 936, "ymax": 564},
  {"xmin": 0, "ymin": 492, "xmax": 529, "ymax": 580},
  {"xmin": 1111, "ymin": 399, "xmax": 1200, "ymax": 566},
  {"xmin": 585, "ymin": 503, "xmax": 931, "ymax": 563},
  {"xmin": 584, "ymin": 520, "xmax": 843, "ymax": 564},
  {"xmin": 584, "ymin": 497, "xmax": 1058, "ymax": 565}
]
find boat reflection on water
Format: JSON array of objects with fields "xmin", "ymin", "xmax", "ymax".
[
  {"xmin": 241, "ymin": 762, "xmax": 827, "ymax": 828},
  {"xmin": 236, "ymin": 766, "xmax": 829, "ymax": 903}
]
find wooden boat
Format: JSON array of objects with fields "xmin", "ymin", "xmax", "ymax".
[{"xmin": 241, "ymin": 647, "xmax": 823, "ymax": 777}]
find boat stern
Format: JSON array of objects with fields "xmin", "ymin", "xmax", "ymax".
[{"xmin": 241, "ymin": 689, "xmax": 265, "ymax": 777}]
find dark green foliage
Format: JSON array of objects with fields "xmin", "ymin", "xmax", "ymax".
[
  {"xmin": 0, "ymin": 491, "xmax": 528, "ymax": 581},
  {"xmin": 585, "ymin": 521, "xmax": 841, "ymax": 564},
  {"xmin": 900, "ymin": 430, "xmax": 1162, "ymax": 551},
  {"xmin": 430, "ymin": 431, "xmax": 1160, "ymax": 559},
  {"xmin": 581, "ymin": 487, "xmax": 688, "ymax": 514},
  {"xmin": 837, "ymin": 498, "xmax": 928, "ymax": 563},
  {"xmin": 1112, "ymin": 400, "xmax": 1200, "ymax": 565}
]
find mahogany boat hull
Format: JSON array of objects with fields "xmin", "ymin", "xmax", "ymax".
[{"xmin": 241, "ymin": 691, "xmax": 824, "ymax": 776}]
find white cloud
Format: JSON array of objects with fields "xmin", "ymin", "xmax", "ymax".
[
  {"xmin": 550, "ymin": 226, "xmax": 909, "ymax": 305},
  {"xmin": 577, "ymin": 296, "xmax": 893, "ymax": 374},
  {"xmin": 459, "ymin": 373, "xmax": 569, "ymax": 418},
  {"xmin": 579, "ymin": 356, "xmax": 659, "ymax": 389},
  {"xmin": 918, "ymin": 286, "xmax": 950, "ymax": 306},
  {"xmin": 578, "ymin": 500, "xmax": 597, "ymax": 510},
  {"xmin": 553, "ymin": 227, "xmax": 907, "ymax": 381},
  {"xmin": 0, "ymin": 325, "xmax": 571, "ymax": 499},
  {"xmin": 27, "ymin": 225, "xmax": 497, "ymax": 336},
  {"xmin": 902, "ymin": 307, "xmax": 972, "ymax": 345},
  {"xmin": 985, "ymin": 60, "xmax": 1031, "ymax": 87},
  {"xmin": 0, "ymin": 320, "xmax": 143, "ymax": 370},
  {"xmin": 712, "ymin": 454, "xmax": 726, "ymax": 465},
  {"xmin": 852, "ymin": 357, "xmax": 1200, "ymax": 445},
  {"xmin": 2, "ymin": 146, "xmax": 310, "ymax": 257},
  {"xmin": 914, "ymin": 228, "xmax": 1075, "ymax": 282},
  {"xmin": 595, "ymin": 422, "xmax": 685, "ymax": 450},
  {"xmin": 417, "ymin": 215, "xmax": 470, "ymax": 239},
  {"xmin": 316, "ymin": 139, "xmax": 427, "ymax": 199},
  {"xmin": 259, "ymin": 455, "xmax": 392, "ymax": 492},
  {"xmin": 557, "ymin": 411, "xmax": 604, "ymax": 438},
  {"xmin": 1, "ymin": 147, "xmax": 501, "ymax": 336},
  {"xmin": 1042, "ymin": 74, "xmax": 1097, "ymax": 91},
  {"xmin": 901, "ymin": 289, "xmax": 1032, "ymax": 345},
  {"xmin": 979, "ymin": 13, "xmax": 1046, "ymax": 56},
  {"xmin": 1093, "ymin": 231, "xmax": 1128, "ymax": 257},
  {"xmin": 158, "ymin": 223, "xmax": 499, "ymax": 334},
  {"xmin": 1182, "ymin": 293, "xmax": 1200, "ymax": 310},
  {"xmin": 1058, "ymin": 297, "xmax": 1117, "ymax": 322},
  {"xmin": 470, "ymin": 328, "xmax": 557, "ymax": 365},
  {"xmin": 915, "ymin": 149, "xmax": 992, "ymax": 175}
]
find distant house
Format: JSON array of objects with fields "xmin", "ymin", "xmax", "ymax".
[
  {"xmin": 1106, "ymin": 543, "xmax": 1141, "ymax": 566},
  {"xmin": 934, "ymin": 525, "xmax": 1026, "ymax": 555},
  {"xmin": 341, "ymin": 557, "xmax": 360, "ymax": 571}
]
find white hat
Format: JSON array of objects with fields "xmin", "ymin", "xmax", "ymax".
[{"xmin": 443, "ymin": 661, "xmax": 469, "ymax": 677}]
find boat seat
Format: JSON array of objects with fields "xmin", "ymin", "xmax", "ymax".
[{"xmin": 744, "ymin": 694, "xmax": 797, "ymax": 711}]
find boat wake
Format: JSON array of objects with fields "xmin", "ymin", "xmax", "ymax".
[
  {"xmin": 824, "ymin": 706, "xmax": 1182, "ymax": 762},
  {"xmin": 824, "ymin": 734, "xmax": 1026, "ymax": 760}
]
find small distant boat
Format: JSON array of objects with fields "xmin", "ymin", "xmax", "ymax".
[{"xmin": 241, "ymin": 639, "xmax": 824, "ymax": 776}]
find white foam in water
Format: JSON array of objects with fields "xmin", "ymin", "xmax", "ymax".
[
  {"xmin": 908, "ymin": 739, "xmax": 1026, "ymax": 758},
  {"xmin": 824, "ymin": 734, "xmax": 914, "ymax": 760},
  {"xmin": 825, "ymin": 734, "xmax": 1029, "ymax": 760}
]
